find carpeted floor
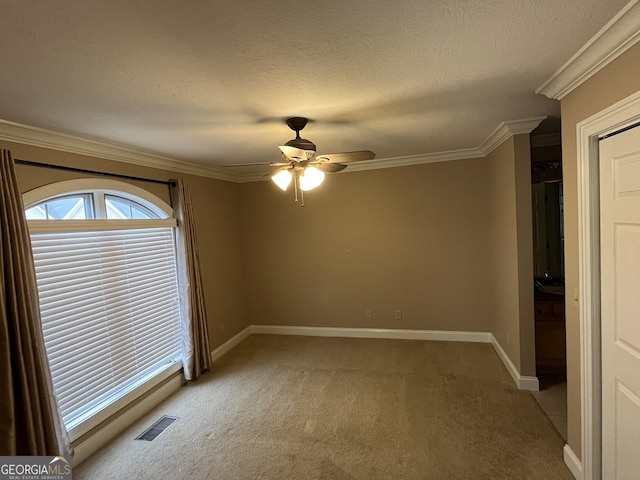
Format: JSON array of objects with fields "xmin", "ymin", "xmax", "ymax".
[{"xmin": 75, "ymin": 335, "xmax": 573, "ymax": 479}]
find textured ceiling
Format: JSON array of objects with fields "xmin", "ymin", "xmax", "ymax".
[{"xmin": 0, "ymin": 0, "xmax": 631, "ymax": 171}]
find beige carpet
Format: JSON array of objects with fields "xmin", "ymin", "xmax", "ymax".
[{"xmin": 75, "ymin": 335, "xmax": 573, "ymax": 479}]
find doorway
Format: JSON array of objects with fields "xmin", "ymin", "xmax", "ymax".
[
  {"xmin": 577, "ymin": 91, "xmax": 640, "ymax": 480},
  {"xmin": 530, "ymin": 122, "xmax": 567, "ymax": 441}
]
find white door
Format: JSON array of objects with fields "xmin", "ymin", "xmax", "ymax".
[{"xmin": 599, "ymin": 125, "xmax": 640, "ymax": 480}]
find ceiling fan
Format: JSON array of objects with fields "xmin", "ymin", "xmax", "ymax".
[{"xmin": 225, "ymin": 117, "xmax": 375, "ymax": 206}]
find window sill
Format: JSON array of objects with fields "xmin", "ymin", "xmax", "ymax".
[{"xmin": 68, "ymin": 360, "xmax": 183, "ymax": 443}]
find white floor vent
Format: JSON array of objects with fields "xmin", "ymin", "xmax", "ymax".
[{"xmin": 135, "ymin": 415, "xmax": 179, "ymax": 442}]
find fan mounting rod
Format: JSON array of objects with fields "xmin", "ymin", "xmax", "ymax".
[
  {"xmin": 283, "ymin": 117, "xmax": 316, "ymax": 152},
  {"xmin": 286, "ymin": 117, "xmax": 309, "ymax": 138}
]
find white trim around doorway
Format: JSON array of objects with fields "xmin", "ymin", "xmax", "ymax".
[{"xmin": 576, "ymin": 89, "xmax": 640, "ymax": 480}]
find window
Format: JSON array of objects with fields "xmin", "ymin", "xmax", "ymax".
[
  {"xmin": 105, "ymin": 194, "xmax": 157, "ymax": 219},
  {"xmin": 24, "ymin": 179, "xmax": 182, "ymax": 441},
  {"xmin": 26, "ymin": 194, "xmax": 94, "ymax": 220}
]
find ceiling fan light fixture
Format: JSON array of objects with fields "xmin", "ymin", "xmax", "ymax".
[
  {"xmin": 299, "ymin": 166, "xmax": 325, "ymax": 191},
  {"xmin": 225, "ymin": 117, "xmax": 374, "ymax": 205},
  {"xmin": 271, "ymin": 169, "xmax": 293, "ymax": 191}
]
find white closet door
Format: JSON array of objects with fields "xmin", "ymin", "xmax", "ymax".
[{"xmin": 599, "ymin": 125, "xmax": 640, "ymax": 480}]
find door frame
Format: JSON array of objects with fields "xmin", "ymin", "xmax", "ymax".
[{"xmin": 577, "ymin": 90, "xmax": 640, "ymax": 480}]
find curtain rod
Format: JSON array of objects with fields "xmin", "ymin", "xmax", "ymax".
[{"xmin": 15, "ymin": 158, "xmax": 176, "ymax": 187}]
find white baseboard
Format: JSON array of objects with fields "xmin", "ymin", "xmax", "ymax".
[
  {"xmin": 210, "ymin": 326, "xmax": 253, "ymax": 363},
  {"xmin": 563, "ymin": 444, "xmax": 583, "ymax": 480},
  {"xmin": 72, "ymin": 374, "xmax": 182, "ymax": 466},
  {"xmin": 250, "ymin": 324, "xmax": 493, "ymax": 343},
  {"xmin": 219, "ymin": 325, "xmax": 536, "ymax": 391},
  {"xmin": 490, "ymin": 334, "xmax": 539, "ymax": 391}
]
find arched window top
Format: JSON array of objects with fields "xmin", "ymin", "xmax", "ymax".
[{"xmin": 23, "ymin": 178, "xmax": 173, "ymax": 221}]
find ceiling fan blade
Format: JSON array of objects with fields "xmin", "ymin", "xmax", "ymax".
[
  {"xmin": 315, "ymin": 150, "xmax": 375, "ymax": 163},
  {"xmin": 315, "ymin": 162, "xmax": 347, "ymax": 173},
  {"xmin": 222, "ymin": 162, "xmax": 271, "ymax": 167},
  {"xmin": 279, "ymin": 145, "xmax": 315, "ymax": 161},
  {"xmin": 222, "ymin": 161, "xmax": 290, "ymax": 168}
]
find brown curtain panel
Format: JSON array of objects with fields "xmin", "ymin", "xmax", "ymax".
[
  {"xmin": 170, "ymin": 179, "xmax": 212, "ymax": 380},
  {"xmin": 0, "ymin": 149, "xmax": 71, "ymax": 456}
]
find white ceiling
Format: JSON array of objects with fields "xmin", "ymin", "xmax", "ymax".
[{"xmin": 0, "ymin": 0, "xmax": 633, "ymax": 174}]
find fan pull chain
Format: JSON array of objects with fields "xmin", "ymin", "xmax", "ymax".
[{"xmin": 294, "ymin": 171, "xmax": 299, "ymax": 203}]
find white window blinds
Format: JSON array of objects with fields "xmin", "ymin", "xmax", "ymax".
[{"xmin": 30, "ymin": 227, "xmax": 182, "ymax": 430}]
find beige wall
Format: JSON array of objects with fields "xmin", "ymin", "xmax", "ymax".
[
  {"xmin": 241, "ymin": 142, "xmax": 534, "ymax": 374},
  {"xmin": 241, "ymin": 158, "xmax": 495, "ymax": 332},
  {"xmin": 485, "ymin": 136, "xmax": 535, "ymax": 375},
  {"xmin": 4, "ymin": 140, "xmax": 249, "ymax": 349},
  {"xmin": 560, "ymin": 41, "xmax": 640, "ymax": 458}
]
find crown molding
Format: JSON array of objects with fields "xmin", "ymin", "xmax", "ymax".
[
  {"xmin": 1, "ymin": 116, "xmax": 545, "ymax": 184},
  {"xmin": 236, "ymin": 171, "xmax": 271, "ymax": 183},
  {"xmin": 479, "ymin": 117, "xmax": 546, "ymax": 155},
  {"xmin": 0, "ymin": 119, "xmax": 238, "ymax": 182},
  {"xmin": 227, "ymin": 117, "xmax": 546, "ymax": 182},
  {"xmin": 537, "ymin": 0, "xmax": 640, "ymax": 100},
  {"xmin": 336, "ymin": 147, "xmax": 483, "ymax": 174}
]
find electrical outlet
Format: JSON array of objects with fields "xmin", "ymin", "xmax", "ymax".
[
  {"xmin": 395, "ymin": 309, "xmax": 402, "ymax": 320},
  {"xmin": 365, "ymin": 309, "xmax": 372, "ymax": 319}
]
